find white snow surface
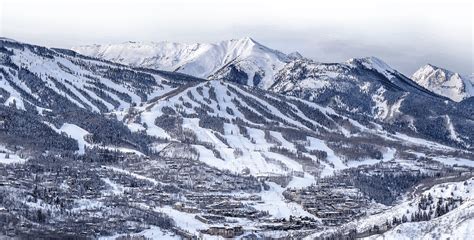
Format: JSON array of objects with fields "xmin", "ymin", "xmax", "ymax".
[
  {"xmin": 57, "ymin": 123, "xmax": 90, "ymax": 154},
  {"xmin": 99, "ymin": 226, "xmax": 179, "ymax": 240},
  {"xmin": 155, "ymin": 206, "xmax": 206, "ymax": 235},
  {"xmin": 101, "ymin": 178, "xmax": 125, "ymax": 195},
  {"xmin": 0, "ymin": 145, "xmax": 26, "ymax": 164},
  {"xmin": 103, "ymin": 166, "xmax": 159, "ymax": 185},
  {"xmin": 254, "ymin": 181, "xmax": 316, "ymax": 219}
]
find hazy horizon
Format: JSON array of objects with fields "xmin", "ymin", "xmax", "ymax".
[{"xmin": 1, "ymin": 0, "xmax": 472, "ymax": 76}]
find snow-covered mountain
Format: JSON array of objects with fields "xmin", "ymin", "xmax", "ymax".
[
  {"xmin": 4, "ymin": 37, "xmax": 473, "ymax": 153},
  {"xmin": 268, "ymin": 57, "xmax": 474, "ymax": 149},
  {"xmin": 73, "ymin": 37, "xmax": 296, "ymax": 89},
  {"xmin": 76, "ymin": 38, "xmax": 474, "ymax": 147},
  {"xmin": 411, "ymin": 64, "xmax": 474, "ymax": 102},
  {"xmin": 2, "ymin": 37, "xmax": 466, "ymax": 179},
  {"xmin": 74, "ymin": 38, "xmax": 473, "ymax": 106},
  {"xmin": 1, "ymin": 38, "xmax": 474, "ymax": 239},
  {"xmin": 76, "ymin": 39, "xmax": 473, "ymax": 130},
  {"xmin": 270, "ymin": 56, "xmax": 404, "ymax": 94}
]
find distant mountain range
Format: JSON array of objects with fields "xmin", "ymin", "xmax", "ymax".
[
  {"xmin": 73, "ymin": 37, "xmax": 472, "ymax": 104},
  {"xmin": 73, "ymin": 37, "xmax": 302, "ymax": 89}
]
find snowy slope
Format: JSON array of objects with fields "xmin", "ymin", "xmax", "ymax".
[
  {"xmin": 365, "ymin": 202, "xmax": 474, "ymax": 240},
  {"xmin": 0, "ymin": 38, "xmax": 207, "ymax": 157},
  {"xmin": 117, "ymin": 79, "xmax": 342, "ymax": 177},
  {"xmin": 0, "ymin": 38, "xmax": 196, "ymax": 113},
  {"xmin": 364, "ymin": 178, "xmax": 474, "ymax": 240},
  {"xmin": 412, "ymin": 64, "xmax": 474, "ymax": 102},
  {"xmin": 73, "ymin": 37, "xmax": 294, "ymax": 89},
  {"xmin": 305, "ymin": 177, "xmax": 474, "ymax": 240},
  {"xmin": 115, "ymin": 78, "xmax": 474, "ymax": 181},
  {"xmin": 2, "ymin": 38, "xmax": 473, "ymax": 166}
]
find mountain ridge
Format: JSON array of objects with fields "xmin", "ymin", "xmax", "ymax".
[
  {"xmin": 73, "ymin": 38, "xmax": 455, "ymax": 101},
  {"xmin": 72, "ymin": 37, "xmax": 293, "ymax": 89}
]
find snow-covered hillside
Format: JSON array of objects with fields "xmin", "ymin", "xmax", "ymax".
[
  {"xmin": 365, "ymin": 201, "xmax": 474, "ymax": 240},
  {"xmin": 305, "ymin": 177, "xmax": 474, "ymax": 240},
  {"xmin": 363, "ymin": 177, "xmax": 474, "ymax": 240},
  {"xmin": 117, "ymin": 79, "xmax": 365, "ymax": 177},
  {"xmin": 412, "ymin": 64, "xmax": 473, "ymax": 102},
  {"xmin": 73, "ymin": 37, "xmax": 295, "ymax": 89}
]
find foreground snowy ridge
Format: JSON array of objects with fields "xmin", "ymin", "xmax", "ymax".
[{"xmin": 306, "ymin": 177, "xmax": 474, "ymax": 239}]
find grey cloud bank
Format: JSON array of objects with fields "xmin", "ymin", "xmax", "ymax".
[{"xmin": 1, "ymin": 0, "xmax": 472, "ymax": 76}]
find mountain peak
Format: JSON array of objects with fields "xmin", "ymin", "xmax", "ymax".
[
  {"xmin": 239, "ymin": 36, "xmax": 256, "ymax": 42},
  {"xmin": 347, "ymin": 56, "xmax": 396, "ymax": 79},
  {"xmin": 361, "ymin": 56, "xmax": 393, "ymax": 70},
  {"xmin": 347, "ymin": 56, "xmax": 389, "ymax": 67},
  {"xmin": 228, "ymin": 37, "xmax": 258, "ymax": 45},
  {"xmin": 420, "ymin": 63, "xmax": 448, "ymax": 73},
  {"xmin": 287, "ymin": 51, "xmax": 304, "ymax": 60},
  {"xmin": 413, "ymin": 64, "xmax": 452, "ymax": 81},
  {"xmin": 412, "ymin": 64, "xmax": 473, "ymax": 102},
  {"xmin": 425, "ymin": 63, "xmax": 438, "ymax": 68}
]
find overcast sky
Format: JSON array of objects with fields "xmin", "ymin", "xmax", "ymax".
[{"xmin": 1, "ymin": 0, "xmax": 472, "ymax": 76}]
